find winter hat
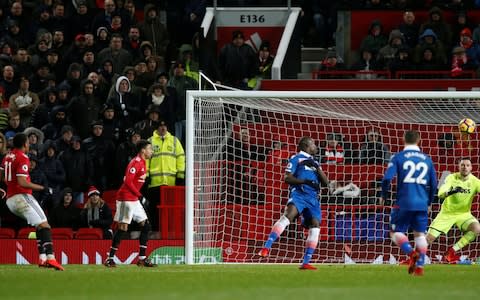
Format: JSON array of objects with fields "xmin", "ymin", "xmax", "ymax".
[
  {"xmin": 87, "ymin": 186, "xmax": 100, "ymax": 197},
  {"xmin": 460, "ymin": 28, "xmax": 472, "ymax": 38}
]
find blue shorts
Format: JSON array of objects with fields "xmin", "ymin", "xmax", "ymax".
[
  {"xmin": 390, "ymin": 209, "xmax": 428, "ymax": 233},
  {"xmin": 287, "ymin": 192, "xmax": 321, "ymax": 227}
]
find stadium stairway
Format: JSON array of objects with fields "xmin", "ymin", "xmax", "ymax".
[{"xmin": 298, "ymin": 47, "xmax": 328, "ymax": 79}]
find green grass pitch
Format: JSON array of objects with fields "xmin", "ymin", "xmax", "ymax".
[{"xmin": 0, "ymin": 264, "xmax": 479, "ymax": 300}]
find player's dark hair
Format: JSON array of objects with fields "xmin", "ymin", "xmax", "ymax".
[
  {"xmin": 404, "ymin": 130, "xmax": 420, "ymax": 144},
  {"xmin": 13, "ymin": 133, "xmax": 27, "ymax": 149},
  {"xmin": 298, "ymin": 136, "xmax": 312, "ymax": 151},
  {"xmin": 136, "ymin": 139, "xmax": 151, "ymax": 154},
  {"xmin": 458, "ymin": 157, "xmax": 472, "ymax": 164}
]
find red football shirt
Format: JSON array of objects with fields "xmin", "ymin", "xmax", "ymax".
[
  {"xmin": 116, "ymin": 155, "xmax": 146, "ymax": 201},
  {"xmin": 2, "ymin": 149, "xmax": 32, "ymax": 198}
]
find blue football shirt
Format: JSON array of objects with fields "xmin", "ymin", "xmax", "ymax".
[
  {"xmin": 382, "ymin": 145, "xmax": 437, "ymax": 211},
  {"xmin": 286, "ymin": 151, "xmax": 320, "ymax": 197}
]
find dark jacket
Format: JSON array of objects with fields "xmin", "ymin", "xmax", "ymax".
[{"xmin": 80, "ymin": 201, "xmax": 113, "ymax": 239}]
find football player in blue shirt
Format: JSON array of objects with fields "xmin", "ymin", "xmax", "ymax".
[
  {"xmin": 382, "ymin": 130, "xmax": 437, "ymax": 276},
  {"xmin": 258, "ymin": 136, "xmax": 329, "ymax": 270}
]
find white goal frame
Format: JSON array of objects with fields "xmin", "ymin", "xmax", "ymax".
[{"xmin": 185, "ymin": 90, "xmax": 480, "ymax": 265}]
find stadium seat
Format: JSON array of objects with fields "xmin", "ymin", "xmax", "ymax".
[
  {"xmin": 17, "ymin": 227, "xmax": 35, "ymax": 239},
  {"xmin": 50, "ymin": 228, "xmax": 74, "ymax": 239},
  {"xmin": 0, "ymin": 227, "xmax": 16, "ymax": 238},
  {"xmin": 75, "ymin": 228, "xmax": 103, "ymax": 240}
]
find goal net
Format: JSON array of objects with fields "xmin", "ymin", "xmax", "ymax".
[{"xmin": 185, "ymin": 90, "xmax": 480, "ymax": 264}]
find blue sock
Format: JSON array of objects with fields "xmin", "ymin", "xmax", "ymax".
[
  {"xmin": 400, "ymin": 241, "xmax": 413, "ymax": 255},
  {"xmin": 264, "ymin": 232, "xmax": 279, "ymax": 249},
  {"xmin": 302, "ymin": 247, "xmax": 315, "ymax": 265}
]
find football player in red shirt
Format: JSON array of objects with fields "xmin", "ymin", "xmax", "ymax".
[
  {"xmin": 1, "ymin": 133, "xmax": 63, "ymax": 270},
  {"xmin": 104, "ymin": 140, "xmax": 156, "ymax": 267}
]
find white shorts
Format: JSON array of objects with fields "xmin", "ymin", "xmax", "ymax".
[
  {"xmin": 6, "ymin": 194, "xmax": 47, "ymax": 227},
  {"xmin": 114, "ymin": 200, "xmax": 148, "ymax": 224}
]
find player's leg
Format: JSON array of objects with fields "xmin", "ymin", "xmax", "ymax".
[
  {"xmin": 389, "ymin": 209, "xmax": 417, "ymax": 273},
  {"xmin": 411, "ymin": 211, "xmax": 429, "ymax": 276},
  {"xmin": 299, "ymin": 206, "xmax": 320, "ymax": 270},
  {"xmin": 106, "ymin": 201, "xmax": 132, "ymax": 267},
  {"xmin": 7, "ymin": 194, "xmax": 63, "ymax": 270},
  {"xmin": 449, "ymin": 215, "xmax": 480, "ymax": 260},
  {"xmin": 133, "ymin": 201, "xmax": 156, "ymax": 267},
  {"xmin": 258, "ymin": 202, "xmax": 299, "ymax": 257}
]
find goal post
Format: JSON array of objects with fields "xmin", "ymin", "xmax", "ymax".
[{"xmin": 185, "ymin": 90, "xmax": 480, "ymax": 265}]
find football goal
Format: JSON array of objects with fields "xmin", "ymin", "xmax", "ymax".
[{"xmin": 185, "ymin": 90, "xmax": 480, "ymax": 264}]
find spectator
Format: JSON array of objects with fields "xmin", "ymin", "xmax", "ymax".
[
  {"xmin": 24, "ymin": 127, "xmax": 44, "ymax": 155},
  {"xmin": 114, "ymin": 127, "xmax": 140, "ymax": 187},
  {"xmin": 350, "ymin": 47, "xmax": 382, "ymax": 79},
  {"xmin": 416, "ymin": 47, "xmax": 445, "ymax": 71},
  {"xmin": 91, "ymin": 0, "xmax": 129, "ymax": 35},
  {"xmin": 147, "ymin": 118, "xmax": 185, "ymax": 229},
  {"xmin": 80, "ymin": 186, "xmax": 113, "ymax": 239},
  {"xmin": 54, "ymin": 125, "xmax": 74, "ymax": 155},
  {"xmin": 419, "ymin": 6, "xmax": 452, "ymax": 48},
  {"xmin": 30, "ymin": 86, "xmax": 57, "ymax": 129},
  {"xmin": 142, "ymin": 84, "xmax": 174, "ymax": 125},
  {"xmin": 0, "ymin": 65, "xmax": 18, "ymax": 102},
  {"xmin": 40, "ymin": 140, "xmax": 66, "ymax": 207},
  {"xmin": 29, "ymin": 39, "xmax": 49, "ymax": 70},
  {"xmin": 28, "ymin": 63, "xmax": 52, "ymax": 94},
  {"xmin": 5, "ymin": 19, "xmax": 29, "ymax": 50},
  {"xmin": 457, "ymin": 28, "xmax": 480, "ymax": 70},
  {"xmin": 49, "ymin": 187, "xmax": 81, "ymax": 229},
  {"xmin": 29, "ymin": 154, "xmax": 51, "ymax": 210},
  {"xmin": 4, "ymin": 111, "xmax": 25, "ymax": 135},
  {"xmin": 225, "ymin": 127, "xmax": 265, "ymax": 204},
  {"xmin": 124, "ymin": 25, "xmax": 143, "ymax": 59},
  {"xmin": 452, "ymin": 11, "xmax": 475, "ymax": 46},
  {"xmin": 52, "ymin": 31, "xmax": 68, "ymax": 59},
  {"xmin": 134, "ymin": 104, "xmax": 161, "ymax": 139},
  {"xmin": 81, "ymin": 50, "xmax": 98, "ymax": 76},
  {"xmin": 398, "ymin": 10, "xmax": 420, "ymax": 49},
  {"xmin": 46, "ymin": 49, "xmax": 63, "ymax": 82},
  {"xmin": 226, "ymin": 127, "xmax": 266, "ymax": 161},
  {"xmin": 318, "ymin": 49, "xmax": 345, "ymax": 74},
  {"xmin": 359, "ymin": 130, "xmax": 390, "ymax": 164},
  {"xmin": 177, "ymin": 43, "xmax": 199, "ymax": 83},
  {"xmin": 377, "ymin": 29, "xmax": 405, "ymax": 70},
  {"xmin": 413, "ymin": 29, "xmax": 448, "ymax": 67},
  {"xmin": 138, "ymin": 4, "xmax": 169, "ymax": 57},
  {"xmin": 67, "ymin": 79, "xmax": 102, "ymax": 139},
  {"xmin": 95, "ymin": 27, "xmax": 111, "ymax": 53},
  {"xmin": 265, "ymin": 137, "xmax": 290, "ymax": 166},
  {"xmin": 12, "ymin": 48, "xmax": 33, "ymax": 79},
  {"xmin": 107, "ymin": 75, "xmax": 142, "ymax": 128},
  {"xmin": 168, "ymin": 61, "xmax": 197, "ymax": 145},
  {"xmin": 124, "ymin": 0, "xmax": 138, "ymax": 24},
  {"xmin": 256, "ymin": 41, "xmax": 274, "ymax": 80},
  {"xmin": 218, "ymin": 30, "xmax": 258, "ymax": 89},
  {"xmin": 87, "ymin": 71, "xmax": 109, "ymax": 101},
  {"xmin": 389, "ymin": 45, "xmax": 415, "ymax": 77},
  {"xmin": 41, "ymin": 105, "xmax": 68, "ymax": 141},
  {"xmin": 9, "ymin": 77, "xmax": 40, "ymax": 128},
  {"xmin": 83, "ymin": 120, "xmax": 116, "ymax": 191},
  {"xmin": 99, "ymin": 102, "xmax": 123, "ymax": 144},
  {"xmin": 69, "ymin": 0, "xmax": 92, "ymax": 40},
  {"xmin": 320, "ymin": 132, "xmax": 349, "ymax": 164},
  {"xmin": 359, "ymin": 19, "xmax": 388, "ymax": 57},
  {"xmin": 59, "ymin": 135, "xmax": 93, "ymax": 204},
  {"xmin": 450, "ymin": 46, "xmax": 477, "ymax": 77},
  {"xmin": 107, "ymin": 11, "xmax": 128, "ymax": 37},
  {"xmin": 97, "ymin": 34, "xmax": 132, "ymax": 75}
]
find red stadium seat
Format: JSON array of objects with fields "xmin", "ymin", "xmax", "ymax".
[
  {"xmin": 75, "ymin": 228, "xmax": 103, "ymax": 240},
  {"xmin": 50, "ymin": 228, "xmax": 74, "ymax": 239},
  {"xmin": 17, "ymin": 227, "xmax": 35, "ymax": 239},
  {"xmin": 0, "ymin": 227, "xmax": 16, "ymax": 238}
]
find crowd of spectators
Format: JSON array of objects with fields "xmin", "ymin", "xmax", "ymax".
[{"xmin": 0, "ymin": 0, "xmax": 478, "ymax": 233}]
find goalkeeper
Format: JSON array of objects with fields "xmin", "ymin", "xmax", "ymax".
[{"xmin": 426, "ymin": 157, "xmax": 480, "ymax": 263}]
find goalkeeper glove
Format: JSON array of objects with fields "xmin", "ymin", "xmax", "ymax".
[
  {"xmin": 303, "ymin": 179, "xmax": 320, "ymax": 190},
  {"xmin": 299, "ymin": 159, "xmax": 319, "ymax": 169},
  {"xmin": 447, "ymin": 186, "xmax": 465, "ymax": 196}
]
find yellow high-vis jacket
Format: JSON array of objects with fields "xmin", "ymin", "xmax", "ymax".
[{"xmin": 147, "ymin": 130, "xmax": 185, "ymax": 187}]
